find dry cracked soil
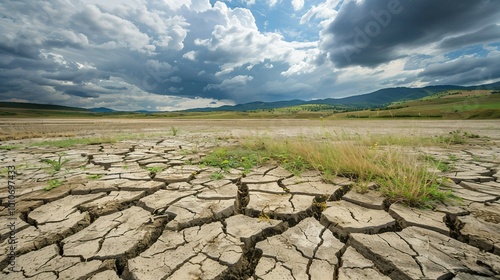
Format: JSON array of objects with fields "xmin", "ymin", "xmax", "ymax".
[{"xmin": 0, "ymin": 119, "xmax": 500, "ymax": 279}]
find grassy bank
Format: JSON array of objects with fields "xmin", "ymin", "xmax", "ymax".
[{"xmin": 202, "ymin": 134, "xmax": 456, "ymax": 208}]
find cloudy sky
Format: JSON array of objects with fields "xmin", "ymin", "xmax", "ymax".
[{"xmin": 1, "ymin": 0, "xmax": 499, "ymax": 111}]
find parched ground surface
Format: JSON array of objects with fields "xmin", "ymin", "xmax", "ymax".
[{"xmin": 0, "ymin": 119, "xmax": 499, "ymax": 279}]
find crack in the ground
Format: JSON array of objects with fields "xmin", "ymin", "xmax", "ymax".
[
  {"xmin": 306, "ymin": 227, "xmax": 326, "ymax": 280},
  {"xmin": 394, "ymin": 232, "xmax": 426, "ymax": 279},
  {"xmin": 288, "ymin": 194, "xmax": 296, "ymax": 212},
  {"xmin": 159, "ymin": 254, "xmax": 198, "ymax": 280},
  {"xmin": 263, "ymin": 166, "xmax": 278, "ymax": 176},
  {"xmin": 348, "ymin": 209, "xmax": 359, "ymax": 223},
  {"xmin": 151, "ymin": 193, "xmax": 197, "ymax": 215}
]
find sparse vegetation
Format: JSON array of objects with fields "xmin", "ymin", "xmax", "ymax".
[
  {"xmin": 87, "ymin": 174, "xmax": 102, "ymax": 180},
  {"xmin": 210, "ymin": 171, "xmax": 225, "ymax": 180},
  {"xmin": 171, "ymin": 126, "xmax": 179, "ymax": 136},
  {"xmin": 42, "ymin": 154, "xmax": 69, "ymax": 173},
  {"xmin": 44, "ymin": 179, "xmax": 63, "ymax": 191},
  {"xmin": 202, "ymin": 135, "xmax": 455, "ymax": 207},
  {"xmin": 201, "ymin": 147, "xmax": 264, "ymax": 173},
  {"xmin": 0, "ymin": 145, "xmax": 20, "ymax": 150},
  {"xmin": 436, "ymin": 130, "xmax": 483, "ymax": 145},
  {"xmin": 30, "ymin": 133, "xmax": 164, "ymax": 147},
  {"xmin": 32, "ymin": 136, "xmax": 121, "ymax": 147},
  {"xmin": 145, "ymin": 166, "xmax": 164, "ymax": 174},
  {"xmin": 421, "ymin": 155, "xmax": 450, "ymax": 172}
]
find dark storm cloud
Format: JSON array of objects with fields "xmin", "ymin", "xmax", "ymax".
[
  {"xmin": 102, "ymin": 86, "xmax": 127, "ymax": 91},
  {"xmin": 65, "ymin": 89, "xmax": 99, "ymax": 98},
  {"xmin": 418, "ymin": 54, "xmax": 500, "ymax": 85},
  {"xmin": 438, "ymin": 24, "xmax": 500, "ymax": 50},
  {"xmin": 321, "ymin": 0, "xmax": 500, "ymax": 68}
]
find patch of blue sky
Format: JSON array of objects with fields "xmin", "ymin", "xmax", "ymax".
[
  {"xmin": 487, "ymin": 42, "xmax": 500, "ymax": 50},
  {"xmin": 445, "ymin": 44, "xmax": 489, "ymax": 60}
]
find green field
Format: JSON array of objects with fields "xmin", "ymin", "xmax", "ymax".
[
  {"xmin": 1, "ymin": 90, "xmax": 499, "ymax": 119},
  {"xmin": 336, "ymin": 90, "xmax": 500, "ymax": 119}
]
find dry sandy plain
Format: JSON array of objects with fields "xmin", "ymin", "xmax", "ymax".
[{"xmin": 0, "ymin": 118, "xmax": 499, "ymax": 279}]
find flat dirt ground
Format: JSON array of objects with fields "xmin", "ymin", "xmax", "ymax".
[
  {"xmin": 1, "ymin": 118, "xmax": 500, "ymax": 280},
  {"xmin": 1, "ymin": 118, "xmax": 499, "ymax": 139}
]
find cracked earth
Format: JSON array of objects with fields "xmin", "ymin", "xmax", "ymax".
[{"xmin": 1, "ymin": 119, "xmax": 500, "ymax": 279}]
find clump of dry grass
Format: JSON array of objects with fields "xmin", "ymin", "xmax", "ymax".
[{"xmin": 239, "ymin": 136, "xmax": 451, "ymax": 207}]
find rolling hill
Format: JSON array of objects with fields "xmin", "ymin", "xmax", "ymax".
[
  {"xmin": 184, "ymin": 82, "xmax": 500, "ymax": 112},
  {"xmin": 1, "ymin": 81, "xmax": 499, "ymax": 119}
]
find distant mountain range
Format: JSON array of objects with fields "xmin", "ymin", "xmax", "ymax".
[
  {"xmin": 1, "ymin": 81, "xmax": 499, "ymax": 113},
  {"xmin": 90, "ymin": 107, "xmax": 116, "ymax": 113},
  {"xmin": 184, "ymin": 82, "xmax": 500, "ymax": 112}
]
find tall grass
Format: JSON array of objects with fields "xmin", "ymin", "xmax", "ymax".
[{"xmin": 236, "ymin": 136, "xmax": 452, "ymax": 207}]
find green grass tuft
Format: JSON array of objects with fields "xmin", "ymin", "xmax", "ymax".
[
  {"xmin": 44, "ymin": 179, "xmax": 63, "ymax": 191},
  {"xmin": 0, "ymin": 145, "xmax": 20, "ymax": 151},
  {"xmin": 171, "ymin": 126, "xmax": 179, "ymax": 136},
  {"xmin": 42, "ymin": 154, "xmax": 69, "ymax": 172},
  {"xmin": 145, "ymin": 166, "xmax": 164, "ymax": 174},
  {"xmin": 210, "ymin": 171, "xmax": 225, "ymax": 180}
]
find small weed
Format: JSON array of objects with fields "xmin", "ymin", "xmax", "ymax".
[
  {"xmin": 210, "ymin": 171, "xmax": 225, "ymax": 180},
  {"xmin": 44, "ymin": 179, "xmax": 62, "ymax": 191},
  {"xmin": 87, "ymin": 174, "xmax": 102, "ymax": 180},
  {"xmin": 145, "ymin": 166, "xmax": 164, "ymax": 174},
  {"xmin": 42, "ymin": 154, "xmax": 69, "ymax": 172},
  {"xmin": 171, "ymin": 126, "xmax": 179, "ymax": 136},
  {"xmin": 448, "ymin": 154, "xmax": 458, "ymax": 161}
]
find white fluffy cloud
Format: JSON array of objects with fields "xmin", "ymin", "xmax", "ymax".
[{"xmin": 291, "ymin": 0, "xmax": 304, "ymax": 11}]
